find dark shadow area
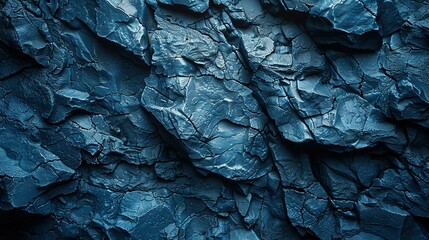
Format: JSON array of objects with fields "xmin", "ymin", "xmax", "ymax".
[{"xmin": 0, "ymin": 209, "xmax": 51, "ymax": 239}]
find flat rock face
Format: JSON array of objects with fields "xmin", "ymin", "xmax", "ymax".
[
  {"xmin": 1, "ymin": 0, "xmax": 429, "ymax": 239},
  {"xmin": 305, "ymin": 0, "xmax": 382, "ymax": 50}
]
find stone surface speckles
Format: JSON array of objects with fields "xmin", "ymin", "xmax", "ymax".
[{"xmin": 1, "ymin": 0, "xmax": 429, "ymax": 239}]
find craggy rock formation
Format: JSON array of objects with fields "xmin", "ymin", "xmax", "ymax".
[{"xmin": 1, "ymin": 0, "xmax": 429, "ymax": 239}]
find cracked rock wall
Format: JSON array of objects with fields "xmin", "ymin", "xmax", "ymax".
[{"xmin": 0, "ymin": 0, "xmax": 429, "ymax": 239}]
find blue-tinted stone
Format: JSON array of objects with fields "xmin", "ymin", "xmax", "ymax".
[{"xmin": 1, "ymin": 0, "xmax": 429, "ymax": 239}]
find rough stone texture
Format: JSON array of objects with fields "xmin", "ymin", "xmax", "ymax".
[{"xmin": 0, "ymin": 0, "xmax": 428, "ymax": 239}]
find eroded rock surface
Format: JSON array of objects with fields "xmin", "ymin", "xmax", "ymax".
[{"xmin": 1, "ymin": 0, "xmax": 429, "ymax": 239}]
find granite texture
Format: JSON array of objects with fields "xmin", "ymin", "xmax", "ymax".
[{"xmin": 0, "ymin": 0, "xmax": 429, "ymax": 239}]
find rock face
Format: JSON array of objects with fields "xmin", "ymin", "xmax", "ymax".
[{"xmin": 0, "ymin": 0, "xmax": 428, "ymax": 239}]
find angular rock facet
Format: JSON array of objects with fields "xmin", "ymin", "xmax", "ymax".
[{"xmin": 1, "ymin": 0, "xmax": 429, "ymax": 239}]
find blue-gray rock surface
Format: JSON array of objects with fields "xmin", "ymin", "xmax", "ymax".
[{"xmin": 0, "ymin": 0, "xmax": 428, "ymax": 239}]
